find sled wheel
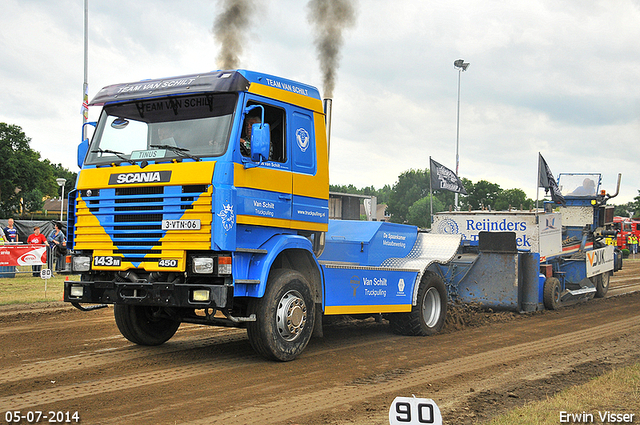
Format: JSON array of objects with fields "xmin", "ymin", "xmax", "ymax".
[
  {"xmin": 114, "ymin": 304, "xmax": 180, "ymax": 346},
  {"xmin": 247, "ymin": 269, "xmax": 315, "ymax": 361},
  {"xmin": 389, "ymin": 272, "xmax": 447, "ymax": 336},
  {"xmin": 543, "ymin": 277, "xmax": 562, "ymax": 310},
  {"xmin": 593, "ymin": 272, "xmax": 610, "ymax": 298}
]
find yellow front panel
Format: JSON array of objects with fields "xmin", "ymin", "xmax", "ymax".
[{"xmin": 74, "ymin": 162, "xmax": 215, "ymax": 272}]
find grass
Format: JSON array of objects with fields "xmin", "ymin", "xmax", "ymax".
[
  {"xmin": 485, "ymin": 363, "xmax": 640, "ymax": 425},
  {"xmin": 0, "ymin": 271, "xmax": 80, "ymax": 305}
]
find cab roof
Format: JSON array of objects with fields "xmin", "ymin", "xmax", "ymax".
[{"xmin": 89, "ymin": 69, "xmax": 321, "ymax": 106}]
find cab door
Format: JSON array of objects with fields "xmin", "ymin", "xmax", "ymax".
[{"xmin": 234, "ymin": 98, "xmax": 293, "ymax": 229}]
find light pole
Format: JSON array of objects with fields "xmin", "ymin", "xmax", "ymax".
[
  {"xmin": 454, "ymin": 59, "xmax": 469, "ymax": 209},
  {"xmin": 82, "ymin": 0, "xmax": 89, "ymax": 141},
  {"xmin": 56, "ymin": 178, "xmax": 67, "ymax": 221}
]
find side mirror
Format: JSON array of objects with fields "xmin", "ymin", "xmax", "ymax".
[
  {"xmin": 78, "ymin": 121, "xmax": 97, "ymax": 168},
  {"xmin": 77, "ymin": 139, "xmax": 89, "ymax": 169},
  {"xmin": 250, "ymin": 123, "xmax": 270, "ymax": 162}
]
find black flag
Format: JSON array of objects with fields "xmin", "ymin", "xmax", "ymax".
[
  {"xmin": 538, "ymin": 154, "xmax": 565, "ymax": 205},
  {"xmin": 430, "ymin": 158, "xmax": 467, "ymax": 195}
]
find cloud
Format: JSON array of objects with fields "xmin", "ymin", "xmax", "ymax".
[{"xmin": 0, "ymin": 0, "xmax": 638, "ymax": 204}]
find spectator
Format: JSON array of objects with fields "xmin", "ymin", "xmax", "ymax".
[
  {"xmin": 27, "ymin": 226, "xmax": 47, "ymax": 276},
  {"xmin": 47, "ymin": 223, "xmax": 66, "ymax": 272},
  {"xmin": 3, "ymin": 218, "xmax": 18, "ymax": 243}
]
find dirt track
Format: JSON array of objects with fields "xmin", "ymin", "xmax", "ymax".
[{"xmin": 1, "ymin": 260, "xmax": 640, "ymax": 424}]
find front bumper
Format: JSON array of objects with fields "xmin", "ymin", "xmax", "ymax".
[{"xmin": 63, "ymin": 280, "xmax": 232, "ymax": 309}]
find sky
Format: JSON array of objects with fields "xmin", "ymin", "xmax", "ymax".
[{"xmin": 0, "ymin": 0, "xmax": 639, "ymax": 204}]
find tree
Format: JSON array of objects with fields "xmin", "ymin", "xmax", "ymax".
[
  {"xmin": 632, "ymin": 190, "xmax": 640, "ymax": 219},
  {"xmin": 330, "ymin": 183, "xmax": 391, "ymax": 205},
  {"xmin": 0, "ymin": 123, "xmax": 79, "ymax": 218},
  {"xmin": 0, "ymin": 123, "xmax": 58, "ymax": 216},
  {"xmin": 22, "ymin": 188, "xmax": 45, "ymax": 218},
  {"xmin": 613, "ymin": 202, "xmax": 635, "ymax": 218},
  {"xmin": 407, "ymin": 195, "xmax": 444, "ymax": 228},
  {"xmin": 50, "ymin": 162, "xmax": 78, "ymax": 189},
  {"xmin": 495, "ymin": 188, "xmax": 534, "ymax": 211},
  {"xmin": 465, "ymin": 180, "xmax": 502, "ymax": 210},
  {"xmin": 386, "ymin": 169, "xmax": 430, "ymax": 223}
]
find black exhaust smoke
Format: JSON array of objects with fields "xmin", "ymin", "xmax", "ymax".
[
  {"xmin": 307, "ymin": 0, "xmax": 356, "ymax": 98},
  {"xmin": 213, "ymin": 0, "xmax": 256, "ymax": 70}
]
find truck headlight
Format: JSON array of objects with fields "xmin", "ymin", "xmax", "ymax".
[
  {"xmin": 192, "ymin": 257, "xmax": 214, "ymax": 274},
  {"xmin": 72, "ymin": 256, "xmax": 91, "ymax": 272}
]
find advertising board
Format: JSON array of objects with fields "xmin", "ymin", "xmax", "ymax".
[{"xmin": 432, "ymin": 211, "xmax": 562, "ymax": 258}]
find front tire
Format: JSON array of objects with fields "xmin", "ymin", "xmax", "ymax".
[
  {"xmin": 247, "ymin": 269, "xmax": 315, "ymax": 361},
  {"xmin": 389, "ymin": 272, "xmax": 447, "ymax": 336},
  {"xmin": 114, "ymin": 305, "xmax": 180, "ymax": 346},
  {"xmin": 543, "ymin": 277, "xmax": 562, "ymax": 310}
]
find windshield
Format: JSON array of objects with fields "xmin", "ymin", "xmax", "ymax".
[
  {"xmin": 557, "ymin": 173, "xmax": 601, "ymax": 197},
  {"xmin": 85, "ymin": 93, "xmax": 236, "ymax": 165}
]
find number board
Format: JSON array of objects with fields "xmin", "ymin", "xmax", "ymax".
[{"xmin": 389, "ymin": 397, "xmax": 442, "ymax": 425}]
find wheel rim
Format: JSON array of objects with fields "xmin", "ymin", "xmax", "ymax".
[
  {"xmin": 602, "ymin": 273, "xmax": 610, "ymax": 289},
  {"xmin": 421, "ymin": 287, "xmax": 442, "ymax": 328},
  {"xmin": 553, "ymin": 283, "xmax": 561, "ymax": 303},
  {"xmin": 276, "ymin": 290, "xmax": 307, "ymax": 341}
]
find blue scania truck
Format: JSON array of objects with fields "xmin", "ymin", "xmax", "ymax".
[{"xmin": 63, "ymin": 70, "xmax": 463, "ymax": 361}]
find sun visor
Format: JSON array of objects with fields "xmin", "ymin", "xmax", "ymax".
[{"xmin": 90, "ymin": 71, "xmax": 251, "ymax": 106}]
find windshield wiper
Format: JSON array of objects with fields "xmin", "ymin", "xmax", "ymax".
[
  {"xmin": 91, "ymin": 148, "xmax": 136, "ymax": 165},
  {"xmin": 150, "ymin": 144, "xmax": 201, "ymax": 162}
]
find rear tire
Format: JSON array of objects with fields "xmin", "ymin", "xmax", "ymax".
[
  {"xmin": 389, "ymin": 272, "xmax": 447, "ymax": 336},
  {"xmin": 543, "ymin": 277, "xmax": 562, "ymax": 310},
  {"xmin": 247, "ymin": 269, "xmax": 315, "ymax": 361},
  {"xmin": 592, "ymin": 272, "xmax": 610, "ymax": 298},
  {"xmin": 114, "ymin": 305, "xmax": 180, "ymax": 346}
]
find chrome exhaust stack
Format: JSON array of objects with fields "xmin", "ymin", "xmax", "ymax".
[
  {"xmin": 605, "ymin": 173, "xmax": 622, "ymax": 201},
  {"xmin": 323, "ymin": 98, "xmax": 332, "ymax": 162}
]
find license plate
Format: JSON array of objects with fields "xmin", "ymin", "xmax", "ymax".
[
  {"xmin": 162, "ymin": 219, "xmax": 201, "ymax": 230},
  {"xmin": 93, "ymin": 256, "xmax": 122, "ymax": 267}
]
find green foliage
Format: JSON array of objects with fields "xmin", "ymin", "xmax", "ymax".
[
  {"xmin": 495, "ymin": 188, "xmax": 534, "ymax": 211},
  {"xmin": 407, "ymin": 195, "xmax": 444, "ymax": 228},
  {"xmin": 330, "ymin": 183, "xmax": 391, "ymax": 204},
  {"xmin": 610, "ymin": 190, "xmax": 640, "ymax": 218},
  {"xmin": 465, "ymin": 180, "xmax": 502, "ymax": 210},
  {"xmin": 51, "ymin": 162, "xmax": 77, "ymax": 189},
  {"xmin": 336, "ymin": 168, "xmax": 537, "ymax": 226},
  {"xmin": 386, "ymin": 169, "xmax": 431, "ymax": 223},
  {"xmin": 0, "ymin": 123, "xmax": 77, "ymax": 218},
  {"xmin": 22, "ymin": 189, "xmax": 45, "ymax": 216},
  {"xmin": 614, "ymin": 202, "xmax": 635, "ymax": 218}
]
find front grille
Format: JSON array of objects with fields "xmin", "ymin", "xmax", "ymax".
[
  {"xmin": 115, "ymin": 213, "xmax": 164, "ymax": 222},
  {"xmin": 75, "ymin": 184, "xmax": 212, "ymax": 263}
]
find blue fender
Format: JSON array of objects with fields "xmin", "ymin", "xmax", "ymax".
[{"xmin": 234, "ymin": 234, "xmax": 321, "ymax": 298}]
